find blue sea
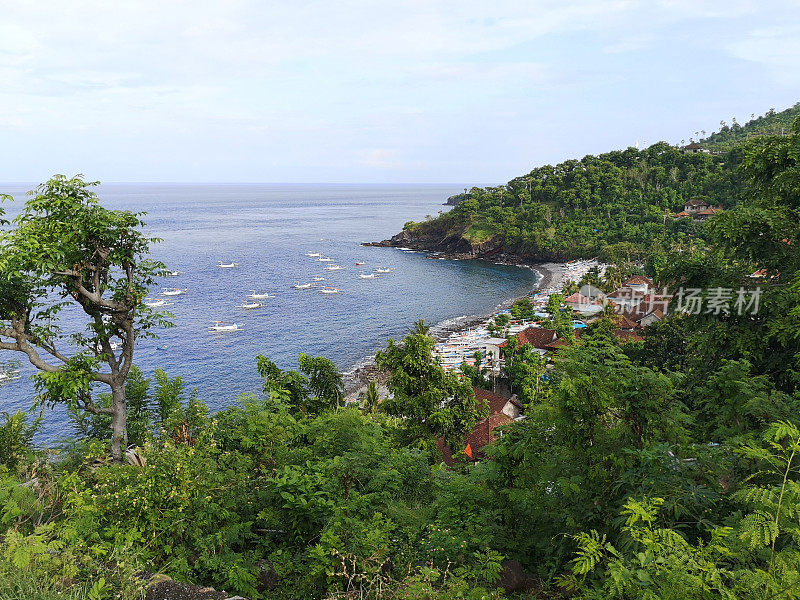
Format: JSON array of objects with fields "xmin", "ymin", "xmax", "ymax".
[{"xmin": 0, "ymin": 183, "xmax": 539, "ymax": 441}]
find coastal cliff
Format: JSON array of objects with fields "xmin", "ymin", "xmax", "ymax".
[
  {"xmin": 363, "ymin": 223, "xmax": 506, "ymax": 261},
  {"xmin": 367, "ymin": 136, "xmax": 752, "ymax": 264}
]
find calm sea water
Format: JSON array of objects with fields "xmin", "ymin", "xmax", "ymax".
[{"xmin": 0, "ymin": 183, "xmax": 538, "ymax": 441}]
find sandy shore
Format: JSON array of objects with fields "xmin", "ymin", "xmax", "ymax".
[{"xmin": 342, "ymin": 260, "xmax": 568, "ymax": 397}]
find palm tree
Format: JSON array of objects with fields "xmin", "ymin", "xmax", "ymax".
[
  {"xmin": 360, "ymin": 381, "xmax": 381, "ymax": 414},
  {"xmin": 409, "ymin": 319, "xmax": 431, "ymax": 336}
]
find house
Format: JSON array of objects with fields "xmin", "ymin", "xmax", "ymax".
[
  {"xmin": 681, "ymin": 142, "xmax": 707, "ymax": 154},
  {"xmin": 693, "ymin": 207, "xmax": 723, "ymax": 222},
  {"xmin": 499, "ymin": 327, "xmax": 558, "ymax": 355},
  {"xmin": 621, "ymin": 302, "xmax": 665, "ymax": 328},
  {"xmin": 606, "ymin": 287, "xmax": 645, "ymax": 310},
  {"xmin": 684, "ymin": 198, "xmax": 712, "ymax": 213},
  {"xmin": 564, "ymin": 292, "xmax": 605, "ymax": 316},
  {"xmin": 616, "ymin": 314, "xmax": 641, "ymax": 331},
  {"xmin": 437, "ymin": 388, "xmax": 523, "ymax": 465},
  {"xmin": 614, "ymin": 330, "xmax": 645, "ymax": 343},
  {"xmin": 480, "ymin": 337, "xmax": 510, "ymax": 368},
  {"xmin": 622, "ymin": 276, "xmax": 652, "ymax": 295}
]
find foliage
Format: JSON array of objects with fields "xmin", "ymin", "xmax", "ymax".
[
  {"xmin": 376, "ymin": 329, "xmax": 483, "ymax": 452},
  {"xmin": 406, "ymin": 141, "xmax": 742, "ymax": 262},
  {"xmin": 2, "ymin": 108, "xmax": 800, "ymax": 599},
  {"xmin": 0, "ymin": 175, "xmax": 171, "ymax": 462},
  {"xmin": 700, "ymin": 102, "xmax": 800, "ymax": 151},
  {"xmin": 0, "ymin": 411, "xmax": 42, "ymax": 471}
]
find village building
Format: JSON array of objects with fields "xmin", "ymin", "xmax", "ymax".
[
  {"xmin": 480, "ymin": 337, "xmax": 510, "ymax": 368},
  {"xmin": 498, "ymin": 327, "xmax": 558, "ymax": 355},
  {"xmin": 606, "ymin": 288, "xmax": 645, "ymax": 310},
  {"xmin": 681, "ymin": 142, "xmax": 708, "ymax": 154},
  {"xmin": 620, "ymin": 302, "xmax": 666, "ymax": 328},
  {"xmin": 674, "ymin": 199, "xmax": 723, "ymax": 222},
  {"xmin": 622, "ymin": 275, "xmax": 652, "ymax": 295},
  {"xmin": 564, "ymin": 292, "xmax": 604, "ymax": 316},
  {"xmin": 437, "ymin": 388, "xmax": 523, "ymax": 465},
  {"xmin": 693, "ymin": 207, "xmax": 723, "ymax": 222}
]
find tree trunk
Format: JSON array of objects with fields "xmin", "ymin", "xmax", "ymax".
[{"xmin": 110, "ymin": 380, "xmax": 128, "ymax": 463}]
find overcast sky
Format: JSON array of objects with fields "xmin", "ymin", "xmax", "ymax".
[{"xmin": 1, "ymin": 1, "xmax": 798, "ymax": 184}]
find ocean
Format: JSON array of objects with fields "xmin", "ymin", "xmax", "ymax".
[{"xmin": 0, "ymin": 183, "xmax": 539, "ymax": 441}]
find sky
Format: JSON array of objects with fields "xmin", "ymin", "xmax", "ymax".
[{"xmin": 0, "ymin": 0, "xmax": 798, "ymax": 184}]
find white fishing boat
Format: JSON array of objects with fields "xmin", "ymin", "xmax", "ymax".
[
  {"xmin": 144, "ymin": 298, "xmax": 172, "ymax": 308},
  {"xmin": 162, "ymin": 288, "xmax": 187, "ymax": 296},
  {"xmin": 293, "ymin": 282, "xmax": 314, "ymax": 289},
  {"xmin": 317, "ymin": 257, "xmax": 334, "ymax": 262},
  {"xmin": 209, "ymin": 321, "xmax": 243, "ymax": 332},
  {"xmin": 324, "ymin": 265, "xmax": 344, "ymax": 271},
  {"xmin": 375, "ymin": 267, "xmax": 393, "ymax": 273},
  {"xmin": 247, "ymin": 291, "xmax": 274, "ymax": 299},
  {"xmin": 162, "ymin": 270, "xmax": 183, "ymax": 277},
  {"xmin": 312, "ymin": 276, "xmax": 325, "ymax": 281},
  {"xmin": 305, "ymin": 252, "xmax": 322, "ymax": 257},
  {"xmin": 239, "ymin": 301, "xmax": 263, "ymax": 309},
  {"xmin": 355, "ymin": 262, "xmax": 365, "ymax": 266},
  {"xmin": 0, "ymin": 371, "xmax": 20, "ymax": 383},
  {"xmin": 358, "ymin": 272, "xmax": 376, "ymax": 279},
  {"xmin": 94, "ymin": 340, "xmax": 120, "ymax": 353},
  {"xmin": 319, "ymin": 287, "xmax": 341, "ymax": 294},
  {"xmin": 217, "ymin": 261, "xmax": 239, "ymax": 268}
]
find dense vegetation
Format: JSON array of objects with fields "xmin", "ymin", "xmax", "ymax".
[
  {"xmin": 401, "ymin": 105, "xmax": 798, "ymax": 264},
  {"xmin": 0, "ymin": 110, "xmax": 798, "ymax": 599},
  {"xmin": 402, "ymin": 141, "xmax": 741, "ymax": 262},
  {"xmin": 700, "ymin": 102, "xmax": 800, "ymax": 151}
]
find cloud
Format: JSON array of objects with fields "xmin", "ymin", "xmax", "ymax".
[{"xmin": 0, "ymin": 0, "xmax": 797, "ymax": 181}]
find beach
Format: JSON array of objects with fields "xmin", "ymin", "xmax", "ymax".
[{"xmin": 342, "ymin": 259, "xmax": 589, "ymax": 397}]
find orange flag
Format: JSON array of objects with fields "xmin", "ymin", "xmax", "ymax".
[{"xmin": 464, "ymin": 443, "xmax": 473, "ymax": 459}]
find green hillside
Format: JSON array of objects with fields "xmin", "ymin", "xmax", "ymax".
[
  {"xmin": 391, "ymin": 104, "xmax": 798, "ymax": 264},
  {"xmin": 698, "ymin": 102, "xmax": 800, "ymax": 151}
]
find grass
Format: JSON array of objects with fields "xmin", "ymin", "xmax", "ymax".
[
  {"xmin": 463, "ymin": 222, "xmax": 498, "ymax": 244},
  {"xmin": 0, "ymin": 565, "xmax": 90, "ymax": 600}
]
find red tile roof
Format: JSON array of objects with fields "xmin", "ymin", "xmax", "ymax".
[
  {"xmin": 623, "ymin": 276, "xmax": 652, "ymax": 287},
  {"xmin": 517, "ymin": 327, "xmax": 558, "ymax": 349},
  {"xmin": 500, "ymin": 327, "xmax": 558, "ymax": 350},
  {"xmin": 474, "ymin": 387, "xmax": 521, "ymax": 414},
  {"xmin": 697, "ymin": 207, "xmax": 722, "ymax": 216},
  {"xmin": 438, "ymin": 387, "xmax": 519, "ymax": 465},
  {"xmin": 615, "ymin": 330, "xmax": 644, "ymax": 343},
  {"xmin": 616, "ymin": 315, "xmax": 641, "ymax": 330},
  {"xmin": 564, "ymin": 292, "xmax": 590, "ymax": 304}
]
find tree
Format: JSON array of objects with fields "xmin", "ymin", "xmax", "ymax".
[
  {"xmin": 0, "ymin": 175, "xmax": 169, "ymax": 462},
  {"xmin": 376, "ymin": 329, "xmax": 482, "ymax": 451},
  {"xmin": 510, "ymin": 297, "xmax": 535, "ymax": 320},
  {"xmin": 256, "ymin": 353, "xmax": 343, "ymax": 415},
  {"xmin": 410, "ymin": 319, "xmax": 431, "ymax": 335},
  {"xmin": 359, "ymin": 381, "xmax": 381, "ymax": 414},
  {"xmin": 298, "ymin": 353, "xmax": 344, "ymax": 412}
]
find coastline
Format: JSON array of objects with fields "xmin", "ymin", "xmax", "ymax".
[{"xmin": 342, "ymin": 259, "xmax": 570, "ymax": 397}]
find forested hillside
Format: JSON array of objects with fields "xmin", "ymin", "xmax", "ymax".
[
  {"xmin": 700, "ymin": 102, "xmax": 800, "ymax": 151},
  {"xmin": 387, "ymin": 105, "xmax": 797, "ymax": 264}
]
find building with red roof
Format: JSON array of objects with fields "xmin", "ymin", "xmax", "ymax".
[
  {"xmin": 498, "ymin": 327, "xmax": 558, "ymax": 354},
  {"xmin": 438, "ymin": 387, "xmax": 522, "ymax": 465}
]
